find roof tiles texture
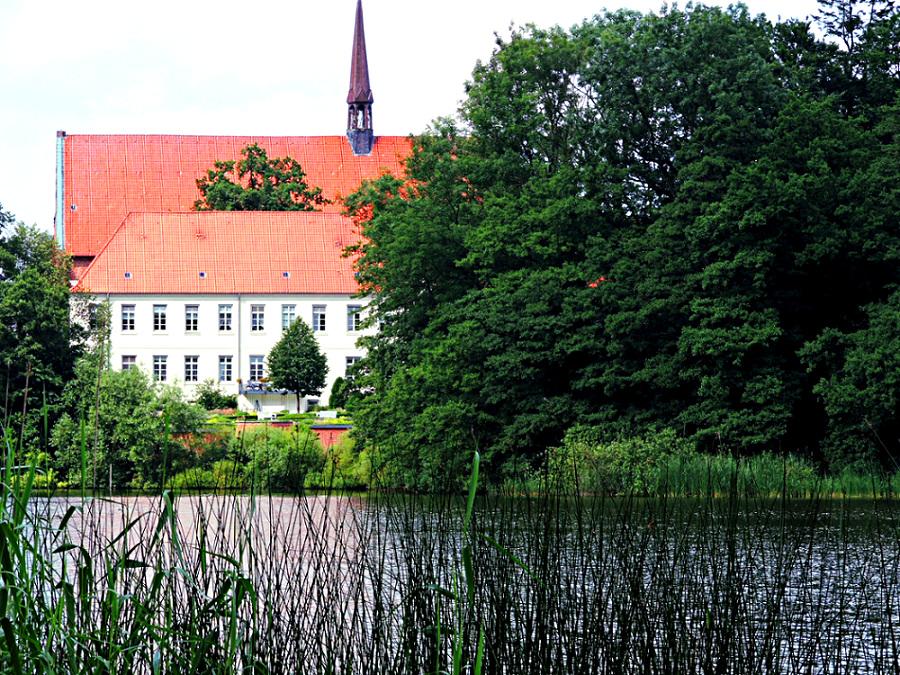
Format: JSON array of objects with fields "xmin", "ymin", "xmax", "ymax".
[
  {"xmin": 74, "ymin": 212, "xmax": 363, "ymax": 295},
  {"xmin": 63, "ymin": 134, "xmax": 409, "ymax": 258}
]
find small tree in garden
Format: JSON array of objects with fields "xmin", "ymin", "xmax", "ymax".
[{"xmin": 267, "ymin": 318, "xmax": 328, "ymax": 412}]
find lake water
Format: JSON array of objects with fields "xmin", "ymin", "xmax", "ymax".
[{"xmin": 24, "ymin": 492, "xmax": 900, "ymax": 674}]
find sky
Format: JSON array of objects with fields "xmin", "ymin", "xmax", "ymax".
[{"xmin": 0, "ymin": 0, "xmax": 822, "ymax": 234}]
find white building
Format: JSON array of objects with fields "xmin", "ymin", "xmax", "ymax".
[{"xmin": 74, "ymin": 211, "xmax": 374, "ymax": 412}]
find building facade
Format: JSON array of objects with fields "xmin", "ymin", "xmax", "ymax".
[
  {"xmin": 107, "ymin": 293, "xmax": 365, "ymax": 413},
  {"xmin": 74, "ymin": 210, "xmax": 376, "ymax": 412}
]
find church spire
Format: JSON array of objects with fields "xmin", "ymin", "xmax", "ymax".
[{"xmin": 347, "ymin": 0, "xmax": 374, "ymax": 156}]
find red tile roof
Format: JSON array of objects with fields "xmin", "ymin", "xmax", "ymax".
[
  {"xmin": 73, "ymin": 211, "xmax": 363, "ymax": 295},
  {"xmin": 62, "ymin": 134, "xmax": 410, "ymax": 258}
]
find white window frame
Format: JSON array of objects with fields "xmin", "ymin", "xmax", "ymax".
[
  {"xmin": 312, "ymin": 305, "xmax": 326, "ymax": 332},
  {"xmin": 153, "ymin": 355, "xmax": 167, "ymax": 382},
  {"xmin": 251, "ymin": 305, "xmax": 265, "ymax": 332},
  {"xmin": 153, "ymin": 305, "xmax": 167, "ymax": 332},
  {"xmin": 185, "ymin": 305, "xmax": 199, "ymax": 332},
  {"xmin": 345, "ymin": 356, "xmax": 361, "ymax": 375},
  {"xmin": 121, "ymin": 305, "xmax": 135, "ymax": 332},
  {"xmin": 282, "ymin": 304, "xmax": 296, "ymax": 330},
  {"xmin": 219, "ymin": 304, "xmax": 233, "ymax": 332},
  {"xmin": 184, "ymin": 355, "xmax": 198, "ymax": 382},
  {"xmin": 122, "ymin": 355, "xmax": 136, "ymax": 371},
  {"xmin": 219, "ymin": 355, "xmax": 233, "ymax": 382},
  {"xmin": 249, "ymin": 355, "xmax": 264, "ymax": 381},
  {"xmin": 347, "ymin": 305, "xmax": 362, "ymax": 332}
]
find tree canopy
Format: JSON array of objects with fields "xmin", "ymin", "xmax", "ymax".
[
  {"xmin": 266, "ymin": 318, "xmax": 328, "ymax": 412},
  {"xmin": 0, "ymin": 217, "xmax": 83, "ymax": 452},
  {"xmin": 51, "ymin": 350, "xmax": 206, "ymax": 489},
  {"xmin": 344, "ymin": 0, "xmax": 900, "ymax": 486},
  {"xmin": 194, "ymin": 143, "xmax": 329, "ymax": 211}
]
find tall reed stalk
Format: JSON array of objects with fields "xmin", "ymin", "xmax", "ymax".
[{"xmin": 0, "ymin": 434, "xmax": 898, "ymax": 673}]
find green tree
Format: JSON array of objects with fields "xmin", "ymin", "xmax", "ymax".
[
  {"xmin": 346, "ymin": 7, "xmax": 792, "ymax": 480},
  {"xmin": 345, "ymin": 1, "xmax": 900, "ymax": 480},
  {"xmin": 0, "ymin": 203, "xmax": 14, "ymax": 274},
  {"xmin": 801, "ymin": 288, "xmax": 900, "ymax": 470},
  {"xmin": 51, "ymin": 354, "xmax": 205, "ymax": 489},
  {"xmin": 193, "ymin": 143, "xmax": 329, "ymax": 211},
  {"xmin": 266, "ymin": 318, "xmax": 328, "ymax": 413},
  {"xmin": 0, "ymin": 221, "xmax": 83, "ymax": 453},
  {"xmin": 328, "ymin": 377, "xmax": 349, "ymax": 409}
]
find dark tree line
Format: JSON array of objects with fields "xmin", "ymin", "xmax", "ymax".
[
  {"xmin": 0, "ymin": 204, "xmax": 83, "ymax": 454},
  {"xmin": 344, "ymin": 0, "xmax": 900, "ymax": 487}
]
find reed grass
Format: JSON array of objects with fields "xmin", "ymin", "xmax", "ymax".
[
  {"xmin": 2, "ymin": 399, "xmax": 900, "ymax": 674},
  {"xmin": 1, "ymin": 451, "xmax": 899, "ymax": 674},
  {"xmin": 549, "ymin": 438, "xmax": 900, "ymax": 499}
]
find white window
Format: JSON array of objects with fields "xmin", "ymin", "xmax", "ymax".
[
  {"xmin": 251, "ymin": 305, "xmax": 265, "ymax": 332},
  {"xmin": 121, "ymin": 305, "xmax": 135, "ymax": 332},
  {"xmin": 185, "ymin": 305, "xmax": 199, "ymax": 332},
  {"xmin": 184, "ymin": 356, "xmax": 198, "ymax": 382},
  {"xmin": 219, "ymin": 304, "xmax": 232, "ymax": 331},
  {"xmin": 312, "ymin": 305, "xmax": 326, "ymax": 332},
  {"xmin": 122, "ymin": 355, "xmax": 136, "ymax": 371},
  {"xmin": 153, "ymin": 305, "xmax": 167, "ymax": 332},
  {"xmin": 345, "ymin": 356, "xmax": 361, "ymax": 375},
  {"xmin": 347, "ymin": 305, "xmax": 362, "ymax": 332},
  {"xmin": 250, "ymin": 355, "xmax": 264, "ymax": 381},
  {"xmin": 153, "ymin": 355, "xmax": 167, "ymax": 382},
  {"xmin": 282, "ymin": 304, "xmax": 296, "ymax": 330},
  {"xmin": 219, "ymin": 356, "xmax": 232, "ymax": 382}
]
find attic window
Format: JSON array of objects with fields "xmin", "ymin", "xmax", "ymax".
[
  {"xmin": 199, "ymin": 272, "xmax": 207, "ymax": 278},
  {"xmin": 124, "ymin": 272, "xmax": 132, "ymax": 279},
  {"xmin": 282, "ymin": 272, "xmax": 290, "ymax": 279}
]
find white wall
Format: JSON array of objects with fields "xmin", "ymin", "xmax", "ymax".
[{"xmin": 100, "ymin": 293, "xmax": 371, "ymax": 411}]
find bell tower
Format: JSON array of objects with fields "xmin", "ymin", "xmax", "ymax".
[{"xmin": 347, "ymin": 0, "xmax": 374, "ymax": 156}]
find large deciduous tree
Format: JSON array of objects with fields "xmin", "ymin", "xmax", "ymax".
[
  {"xmin": 194, "ymin": 143, "xmax": 329, "ymax": 211},
  {"xmin": 266, "ymin": 318, "xmax": 328, "ymax": 413},
  {"xmin": 345, "ymin": 2, "xmax": 900, "ymax": 484}
]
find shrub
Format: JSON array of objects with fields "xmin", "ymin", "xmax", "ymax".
[
  {"xmin": 236, "ymin": 425, "xmax": 324, "ymax": 491},
  {"xmin": 307, "ymin": 432, "xmax": 370, "ymax": 489},
  {"xmin": 168, "ymin": 460, "xmax": 247, "ymax": 490},
  {"xmin": 548, "ymin": 427, "xmax": 693, "ymax": 495},
  {"xmin": 194, "ymin": 379, "xmax": 239, "ymax": 410}
]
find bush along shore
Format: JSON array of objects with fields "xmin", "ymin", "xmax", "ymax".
[{"xmin": 1, "ymin": 444, "xmax": 900, "ymax": 674}]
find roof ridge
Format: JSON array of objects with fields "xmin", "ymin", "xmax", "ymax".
[{"xmin": 62, "ymin": 133, "xmax": 409, "ymax": 140}]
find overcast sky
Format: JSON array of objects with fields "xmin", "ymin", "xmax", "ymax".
[{"xmin": 0, "ymin": 0, "xmax": 822, "ymax": 233}]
